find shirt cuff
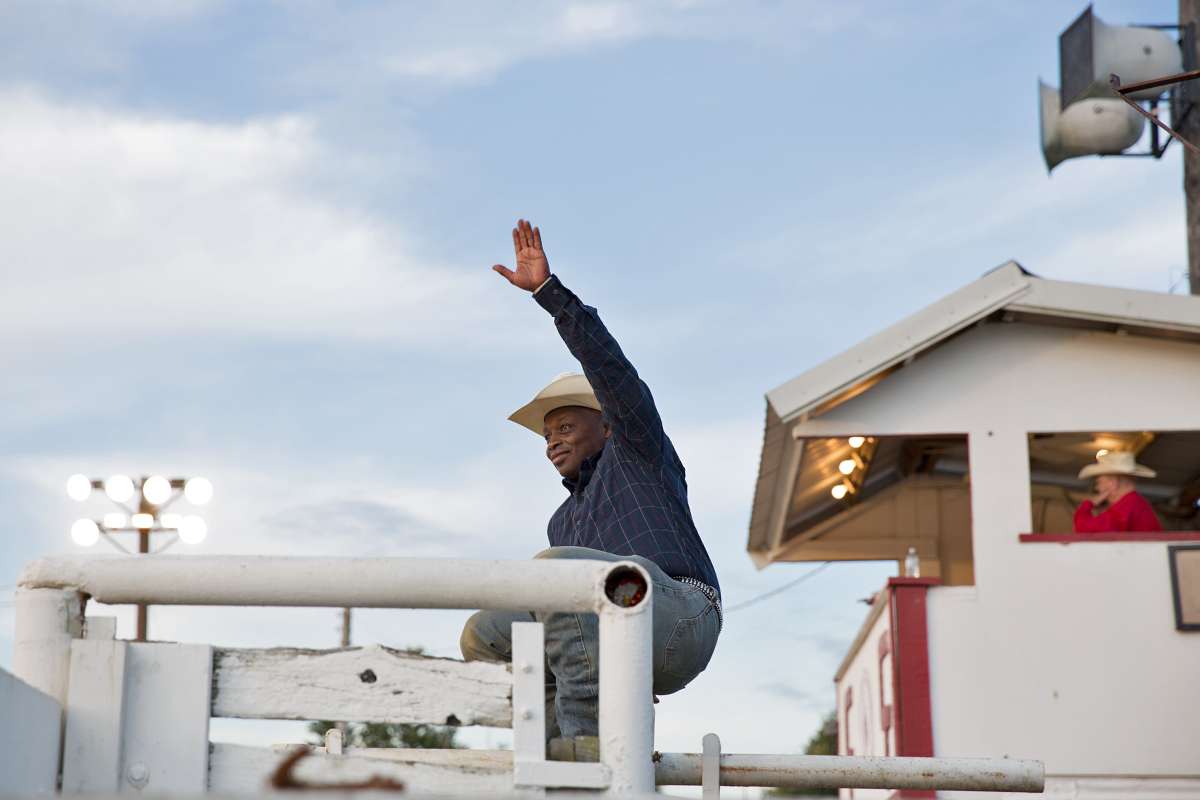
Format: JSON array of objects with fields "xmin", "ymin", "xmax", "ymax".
[{"xmin": 533, "ymin": 274, "xmax": 573, "ymax": 315}]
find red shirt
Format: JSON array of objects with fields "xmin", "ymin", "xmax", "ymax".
[{"xmin": 1074, "ymin": 491, "xmax": 1161, "ymax": 533}]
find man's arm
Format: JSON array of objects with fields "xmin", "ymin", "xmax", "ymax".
[{"xmin": 493, "ymin": 219, "xmax": 666, "ymax": 462}]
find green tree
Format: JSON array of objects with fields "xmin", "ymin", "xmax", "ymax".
[
  {"xmin": 766, "ymin": 710, "xmax": 838, "ymax": 797},
  {"xmin": 307, "ymin": 646, "xmax": 461, "ymax": 750}
]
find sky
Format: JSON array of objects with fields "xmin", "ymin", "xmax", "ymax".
[{"xmin": 0, "ymin": 0, "xmax": 1189, "ymax": 764}]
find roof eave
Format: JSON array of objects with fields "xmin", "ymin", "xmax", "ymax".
[{"xmin": 766, "ymin": 261, "xmax": 1032, "ymax": 423}]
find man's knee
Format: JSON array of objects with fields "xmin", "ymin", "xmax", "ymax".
[
  {"xmin": 533, "ymin": 546, "xmax": 616, "ymax": 561},
  {"xmin": 460, "ymin": 611, "xmax": 510, "ymax": 664}
]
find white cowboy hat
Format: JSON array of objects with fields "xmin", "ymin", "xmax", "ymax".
[
  {"xmin": 1078, "ymin": 450, "xmax": 1156, "ymax": 480},
  {"xmin": 508, "ymin": 371, "xmax": 601, "ymax": 435}
]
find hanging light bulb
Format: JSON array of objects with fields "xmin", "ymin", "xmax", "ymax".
[
  {"xmin": 105, "ymin": 474, "xmax": 135, "ymax": 503},
  {"xmin": 71, "ymin": 519, "xmax": 100, "ymax": 547},
  {"xmin": 848, "ymin": 436, "xmax": 866, "ymax": 449},
  {"xmin": 102, "ymin": 512, "xmax": 127, "ymax": 530},
  {"xmin": 179, "ymin": 515, "xmax": 207, "ymax": 544},
  {"xmin": 131, "ymin": 513, "xmax": 154, "ymax": 529},
  {"xmin": 838, "ymin": 458, "xmax": 857, "ymax": 475},
  {"xmin": 831, "ymin": 484, "xmax": 849, "ymax": 500},
  {"xmin": 67, "ymin": 474, "xmax": 93, "ymax": 501},
  {"xmin": 184, "ymin": 477, "xmax": 213, "ymax": 505},
  {"xmin": 142, "ymin": 475, "xmax": 172, "ymax": 505}
]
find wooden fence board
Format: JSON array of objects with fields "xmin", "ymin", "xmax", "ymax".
[
  {"xmin": 208, "ymin": 743, "xmax": 528, "ymax": 796},
  {"xmin": 211, "ymin": 644, "xmax": 512, "ymax": 727}
]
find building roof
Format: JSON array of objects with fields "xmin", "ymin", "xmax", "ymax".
[
  {"xmin": 766, "ymin": 262, "xmax": 1200, "ymax": 424},
  {"xmin": 748, "ymin": 262, "xmax": 1200, "ymax": 563}
]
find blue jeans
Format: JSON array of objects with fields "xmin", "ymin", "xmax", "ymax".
[{"xmin": 459, "ymin": 546, "xmax": 720, "ymax": 739}]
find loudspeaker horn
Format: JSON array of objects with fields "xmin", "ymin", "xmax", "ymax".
[
  {"xmin": 1039, "ymin": 80, "xmax": 1145, "ymax": 172},
  {"xmin": 1060, "ymin": 6, "xmax": 1182, "ymax": 107}
]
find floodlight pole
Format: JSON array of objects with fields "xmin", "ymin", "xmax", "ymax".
[
  {"xmin": 1182, "ymin": 0, "xmax": 1200, "ymax": 293},
  {"xmin": 136, "ymin": 523, "xmax": 150, "ymax": 641}
]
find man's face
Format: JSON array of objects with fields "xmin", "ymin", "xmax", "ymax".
[
  {"xmin": 543, "ymin": 406, "xmax": 610, "ymax": 479},
  {"xmin": 1094, "ymin": 474, "xmax": 1134, "ymax": 502},
  {"xmin": 1094, "ymin": 475, "xmax": 1119, "ymax": 498}
]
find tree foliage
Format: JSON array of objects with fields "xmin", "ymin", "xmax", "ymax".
[
  {"xmin": 766, "ymin": 710, "xmax": 838, "ymax": 797},
  {"xmin": 307, "ymin": 645, "xmax": 461, "ymax": 751},
  {"xmin": 307, "ymin": 719, "xmax": 460, "ymax": 750}
]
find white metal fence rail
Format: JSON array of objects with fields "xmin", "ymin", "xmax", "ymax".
[{"xmin": 13, "ymin": 554, "xmax": 1044, "ymax": 797}]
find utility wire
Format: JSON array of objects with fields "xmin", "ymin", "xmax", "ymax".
[{"xmin": 723, "ymin": 561, "xmax": 832, "ymax": 613}]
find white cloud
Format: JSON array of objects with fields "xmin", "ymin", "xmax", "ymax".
[
  {"xmin": 730, "ymin": 146, "xmax": 1188, "ymax": 346},
  {"xmin": 305, "ymin": 0, "xmax": 872, "ymax": 88},
  {"xmin": 0, "ymin": 87, "xmax": 513, "ymax": 352}
]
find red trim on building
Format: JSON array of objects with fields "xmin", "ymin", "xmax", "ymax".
[
  {"xmin": 1020, "ymin": 531, "xmax": 1200, "ymax": 544},
  {"xmin": 887, "ymin": 577, "xmax": 940, "ymax": 799}
]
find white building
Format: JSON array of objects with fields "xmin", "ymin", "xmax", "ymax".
[{"xmin": 747, "ymin": 263, "xmax": 1200, "ymax": 799}]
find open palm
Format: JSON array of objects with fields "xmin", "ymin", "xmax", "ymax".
[{"xmin": 493, "ymin": 219, "xmax": 551, "ymax": 292}]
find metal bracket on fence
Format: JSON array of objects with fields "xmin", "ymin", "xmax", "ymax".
[
  {"xmin": 510, "ymin": 621, "xmax": 611, "ymax": 790},
  {"xmin": 511, "ymin": 622, "xmax": 547, "ymax": 770}
]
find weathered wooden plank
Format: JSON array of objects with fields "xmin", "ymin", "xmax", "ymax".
[
  {"xmin": 208, "ymin": 743, "xmax": 533, "ymax": 796},
  {"xmin": 211, "ymin": 644, "xmax": 512, "ymax": 727}
]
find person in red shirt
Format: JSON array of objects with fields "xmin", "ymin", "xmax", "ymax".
[{"xmin": 1074, "ymin": 451, "xmax": 1161, "ymax": 533}]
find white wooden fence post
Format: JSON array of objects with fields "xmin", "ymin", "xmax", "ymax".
[
  {"xmin": 13, "ymin": 587, "xmax": 85, "ymax": 708},
  {"xmin": 13, "ymin": 587, "xmax": 84, "ymax": 795}
]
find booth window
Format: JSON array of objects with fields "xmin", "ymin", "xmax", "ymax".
[
  {"xmin": 777, "ymin": 435, "xmax": 974, "ymax": 586},
  {"xmin": 1027, "ymin": 431, "xmax": 1200, "ymax": 534}
]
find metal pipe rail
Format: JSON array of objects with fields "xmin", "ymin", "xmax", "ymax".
[
  {"xmin": 655, "ymin": 752, "xmax": 1045, "ymax": 793},
  {"xmin": 18, "ymin": 555, "xmax": 628, "ymax": 613}
]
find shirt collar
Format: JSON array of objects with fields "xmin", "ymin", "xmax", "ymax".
[{"xmin": 562, "ymin": 444, "xmax": 606, "ymax": 494}]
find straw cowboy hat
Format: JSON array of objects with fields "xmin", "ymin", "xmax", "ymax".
[
  {"xmin": 508, "ymin": 371, "xmax": 601, "ymax": 435},
  {"xmin": 1078, "ymin": 450, "xmax": 1156, "ymax": 480}
]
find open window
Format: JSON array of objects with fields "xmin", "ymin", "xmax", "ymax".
[
  {"xmin": 773, "ymin": 435, "xmax": 974, "ymax": 586},
  {"xmin": 1028, "ymin": 430, "xmax": 1200, "ymax": 534}
]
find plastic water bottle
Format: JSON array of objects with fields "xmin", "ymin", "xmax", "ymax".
[{"xmin": 904, "ymin": 547, "xmax": 920, "ymax": 578}]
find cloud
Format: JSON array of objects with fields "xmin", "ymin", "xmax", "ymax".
[
  {"xmin": 261, "ymin": 500, "xmax": 455, "ymax": 555},
  {"xmin": 0, "ymin": 86, "xmax": 516, "ymax": 354},
  {"xmin": 369, "ymin": 1, "xmax": 871, "ymax": 85},
  {"xmin": 757, "ymin": 681, "xmax": 829, "ymax": 711}
]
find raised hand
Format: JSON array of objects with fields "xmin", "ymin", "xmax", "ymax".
[{"xmin": 493, "ymin": 219, "xmax": 551, "ymax": 292}]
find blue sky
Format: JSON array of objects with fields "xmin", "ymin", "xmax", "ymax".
[{"xmin": 0, "ymin": 0, "xmax": 1187, "ymax": 757}]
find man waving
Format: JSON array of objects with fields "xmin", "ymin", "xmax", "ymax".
[{"xmin": 459, "ymin": 219, "xmax": 722, "ymax": 739}]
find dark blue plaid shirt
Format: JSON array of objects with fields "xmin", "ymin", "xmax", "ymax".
[{"xmin": 534, "ymin": 275, "xmax": 721, "ymax": 597}]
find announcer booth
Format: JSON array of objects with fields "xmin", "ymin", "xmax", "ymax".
[{"xmin": 747, "ymin": 263, "xmax": 1200, "ymax": 798}]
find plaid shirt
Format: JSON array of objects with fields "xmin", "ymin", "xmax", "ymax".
[{"xmin": 534, "ymin": 275, "xmax": 721, "ymax": 597}]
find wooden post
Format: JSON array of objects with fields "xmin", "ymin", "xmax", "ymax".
[
  {"xmin": 1182, "ymin": 0, "xmax": 1200, "ymax": 294},
  {"xmin": 336, "ymin": 607, "xmax": 351, "ymax": 737},
  {"xmin": 136, "ymin": 527, "xmax": 150, "ymax": 641}
]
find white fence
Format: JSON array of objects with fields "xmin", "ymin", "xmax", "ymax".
[{"xmin": 10, "ymin": 554, "xmax": 1044, "ymax": 797}]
